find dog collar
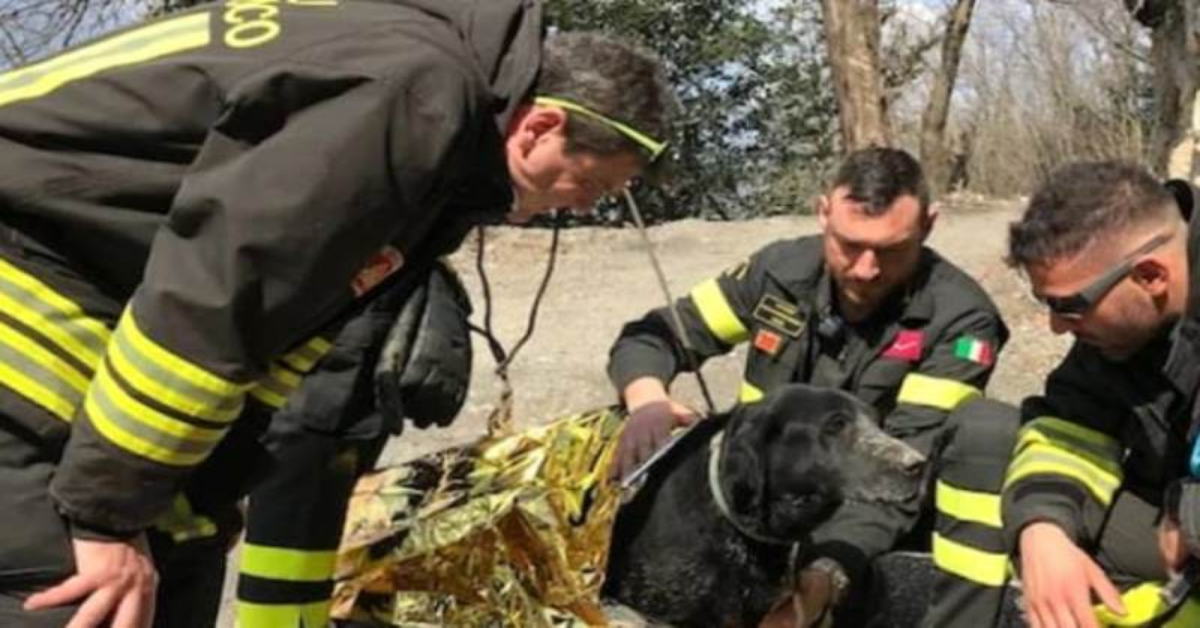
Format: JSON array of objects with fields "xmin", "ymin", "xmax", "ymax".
[{"xmin": 708, "ymin": 428, "xmax": 797, "ymax": 547}]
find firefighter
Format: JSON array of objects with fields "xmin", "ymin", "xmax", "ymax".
[
  {"xmin": 608, "ymin": 147, "xmax": 1014, "ymax": 628},
  {"xmin": 0, "ymin": 0, "xmax": 677, "ymax": 625},
  {"xmin": 1002, "ymin": 161, "xmax": 1200, "ymax": 628}
]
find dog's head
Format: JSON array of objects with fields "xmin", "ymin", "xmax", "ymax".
[{"xmin": 720, "ymin": 383, "xmax": 926, "ymax": 541}]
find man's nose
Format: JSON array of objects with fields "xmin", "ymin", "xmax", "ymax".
[{"xmin": 849, "ymin": 249, "xmax": 880, "ymax": 281}]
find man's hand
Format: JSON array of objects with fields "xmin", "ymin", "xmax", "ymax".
[
  {"xmin": 611, "ymin": 377, "xmax": 699, "ymax": 480},
  {"xmin": 757, "ymin": 569, "xmax": 836, "ymax": 628},
  {"xmin": 24, "ymin": 535, "xmax": 158, "ymax": 628},
  {"xmin": 1019, "ymin": 521, "xmax": 1124, "ymax": 628}
]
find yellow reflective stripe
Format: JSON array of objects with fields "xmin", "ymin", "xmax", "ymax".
[
  {"xmin": 112, "ymin": 309, "xmax": 247, "ymax": 422},
  {"xmin": 935, "ymin": 480, "xmax": 1002, "ymax": 528},
  {"xmin": 931, "ymin": 532, "xmax": 1008, "ymax": 587},
  {"xmin": 153, "ymin": 494, "xmax": 217, "ymax": 543},
  {"xmin": 236, "ymin": 600, "xmax": 331, "ymax": 628},
  {"xmin": 690, "ymin": 279, "xmax": 749, "ymax": 345},
  {"xmin": 0, "ymin": 257, "xmax": 110, "ymax": 366},
  {"xmin": 94, "ymin": 360, "xmax": 225, "ymax": 443},
  {"xmin": 86, "ymin": 361, "xmax": 226, "ymax": 466},
  {"xmin": 0, "ymin": 316, "xmax": 95, "ymax": 420},
  {"xmin": 248, "ymin": 362, "xmax": 303, "ymax": 409},
  {"xmin": 0, "ymin": 321, "xmax": 90, "ymax": 395},
  {"xmin": 0, "ymin": 13, "xmax": 211, "ymax": 107},
  {"xmin": 240, "ymin": 545, "xmax": 337, "ymax": 583},
  {"xmin": 896, "ymin": 373, "xmax": 981, "ymax": 411},
  {"xmin": 739, "ymin": 381, "xmax": 764, "ymax": 403},
  {"xmin": 280, "ymin": 336, "xmax": 333, "ymax": 373},
  {"xmin": 1007, "ymin": 417, "xmax": 1123, "ymax": 506},
  {"xmin": 248, "ymin": 386, "xmax": 287, "ymax": 410},
  {"xmin": 86, "ymin": 393, "xmax": 209, "ymax": 467},
  {"xmin": 1019, "ymin": 418, "xmax": 1122, "ymax": 471},
  {"xmin": 0, "ymin": 359, "xmax": 76, "ymax": 421},
  {"xmin": 1005, "ymin": 447, "xmax": 1121, "ymax": 506}
]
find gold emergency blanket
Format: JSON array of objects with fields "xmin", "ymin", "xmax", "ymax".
[{"xmin": 331, "ymin": 408, "xmax": 626, "ymax": 627}]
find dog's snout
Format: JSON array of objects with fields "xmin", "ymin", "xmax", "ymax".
[{"xmin": 898, "ymin": 450, "xmax": 925, "ymax": 476}]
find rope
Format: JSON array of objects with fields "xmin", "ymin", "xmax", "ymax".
[
  {"xmin": 468, "ymin": 214, "xmax": 563, "ymax": 436},
  {"xmin": 621, "ymin": 188, "xmax": 716, "ymax": 413}
]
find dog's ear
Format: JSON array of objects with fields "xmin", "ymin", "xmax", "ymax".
[{"xmin": 721, "ymin": 405, "xmax": 767, "ymax": 516}]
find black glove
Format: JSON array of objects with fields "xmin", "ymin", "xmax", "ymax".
[{"xmin": 374, "ymin": 262, "xmax": 473, "ymax": 432}]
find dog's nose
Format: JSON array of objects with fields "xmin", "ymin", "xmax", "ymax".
[{"xmin": 898, "ymin": 450, "xmax": 925, "ymax": 476}]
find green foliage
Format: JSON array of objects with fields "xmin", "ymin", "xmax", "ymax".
[{"xmin": 546, "ymin": 0, "xmax": 840, "ymax": 222}]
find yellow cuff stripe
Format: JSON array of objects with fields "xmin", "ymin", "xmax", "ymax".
[
  {"xmin": 1006, "ymin": 416, "xmax": 1123, "ymax": 506},
  {"xmin": 280, "ymin": 336, "xmax": 333, "ymax": 373},
  {"xmin": 1018, "ymin": 417, "xmax": 1121, "ymax": 462},
  {"xmin": 1005, "ymin": 447, "xmax": 1121, "ymax": 506},
  {"xmin": 739, "ymin": 381, "xmax": 764, "ymax": 403},
  {"xmin": 690, "ymin": 279, "xmax": 749, "ymax": 345},
  {"xmin": 0, "ymin": 13, "xmax": 211, "ymax": 108},
  {"xmin": 935, "ymin": 480, "xmax": 1002, "ymax": 528},
  {"xmin": 236, "ymin": 600, "xmax": 332, "ymax": 628},
  {"xmin": 932, "ymin": 532, "xmax": 1009, "ymax": 587},
  {"xmin": 120, "ymin": 309, "xmax": 247, "ymax": 398},
  {"xmin": 897, "ymin": 373, "xmax": 981, "ymax": 412},
  {"xmin": 240, "ymin": 545, "xmax": 338, "ymax": 583}
]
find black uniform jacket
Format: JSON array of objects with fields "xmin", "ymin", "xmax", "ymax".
[
  {"xmin": 609, "ymin": 235, "xmax": 1008, "ymax": 572},
  {"xmin": 0, "ymin": 0, "xmax": 541, "ymax": 533},
  {"xmin": 1003, "ymin": 209, "xmax": 1200, "ymax": 551}
]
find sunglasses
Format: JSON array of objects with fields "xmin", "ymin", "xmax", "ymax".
[
  {"xmin": 1036, "ymin": 231, "xmax": 1173, "ymax": 318},
  {"xmin": 533, "ymin": 96, "xmax": 668, "ymax": 162}
]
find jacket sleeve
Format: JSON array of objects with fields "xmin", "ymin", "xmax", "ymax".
[
  {"xmin": 1001, "ymin": 346, "xmax": 1126, "ymax": 552},
  {"xmin": 607, "ymin": 257, "xmax": 764, "ymax": 393},
  {"xmin": 810, "ymin": 308, "xmax": 1007, "ymax": 582},
  {"xmin": 50, "ymin": 53, "xmax": 485, "ymax": 534}
]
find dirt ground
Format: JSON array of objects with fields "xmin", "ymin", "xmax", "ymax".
[
  {"xmin": 217, "ymin": 196, "xmax": 1069, "ymax": 625},
  {"xmin": 381, "ymin": 194, "xmax": 1067, "ymax": 463}
]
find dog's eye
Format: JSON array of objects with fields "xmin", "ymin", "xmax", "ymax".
[{"xmin": 823, "ymin": 413, "xmax": 851, "ymax": 436}]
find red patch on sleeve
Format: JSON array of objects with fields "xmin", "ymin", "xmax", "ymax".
[
  {"xmin": 351, "ymin": 246, "xmax": 405, "ymax": 297},
  {"xmin": 754, "ymin": 329, "xmax": 783, "ymax": 356},
  {"xmin": 882, "ymin": 329, "xmax": 924, "ymax": 362}
]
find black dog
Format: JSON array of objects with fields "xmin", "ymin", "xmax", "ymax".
[{"xmin": 603, "ymin": 383, "xmax": 926, "ymax": 627}]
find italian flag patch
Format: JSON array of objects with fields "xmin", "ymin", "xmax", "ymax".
[{"xmin": 953, "ymin": 336, "xmax": 994, "ymax": 366}]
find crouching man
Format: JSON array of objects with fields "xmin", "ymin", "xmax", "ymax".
[
  {"xmin": 607, "ymin": 147, "xmax": 1014, "ymax": 627},
  {"xmin": 1002, "ymin": 161, "xmax": 1200, "ymax": 628}
]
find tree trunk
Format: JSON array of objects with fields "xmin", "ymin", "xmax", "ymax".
[
  {"xmin": 1133, "ymin": 0, "xmax": 1200, "ymax": 180},
  {"xmin": 821, "ymin": 0, "xmax": 890, "ymax": 151},
  {"xmin": 919, "ymin": 0, "xmax": 976, "ymax": 194}
]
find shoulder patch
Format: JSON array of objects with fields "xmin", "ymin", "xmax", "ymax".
[
  {"xmin": 953, "ymin": 335, "xmax": 994, "ymax": 366},
  {"xmin": 351, "ymin": 246, "xmax": 405, "ymax": 297},
  {"xmin": 883, "ymin": 329, "xmax": 924, "ymax": 362},
  {"xmin": 753, "ymin": 329, "xmax": 784, "ymax": 356},
  {"xmin": 752, "ymin": 294, "xmax": 806, "ymax": 337}
]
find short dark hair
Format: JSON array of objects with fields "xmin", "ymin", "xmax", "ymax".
[
  {"xmin": 537, "ymin": 32, "xmax": 675, "ymax": 161},
  {"xmin": 1007, "ymin": 161, "xmax": 1178, "ymax": 269},
  {"xmin": 828, "ymin": 147, "xmax": 931, "ymax": 216}
]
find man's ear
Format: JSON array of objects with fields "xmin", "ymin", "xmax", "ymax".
[
  {"xmin": 816, "ymin": 195, "xmax": 831, "ymax": 231},
  {"xmin": 1131, "ymin": 257, "xmax": 1171, "ymax": 298},
  {"xmin": 723, "ymin": 406, "xmax": 767, "ymax": 516},
  {"xmin": 921, "ymin": 203, "xmax": 940, "ymax": 240},
  {"xmin": 509, "ymin": 104, "xmax": 568, "ymax": 155}
]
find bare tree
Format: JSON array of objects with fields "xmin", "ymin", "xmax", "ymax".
[
  {"xmin": 822, "ymin": 0, "xmax": 891, "ymax": 150},
  {"xmin": 919, "ymin": 0, "xmax": 977, "ymax": 193},
  {"xmin": 1125, "ymin": 0, "xmax": 1200, "ymax": 180},
  {"xmin": 0, "ymin": 0, "xmax": 133, "ymax": 67}
]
